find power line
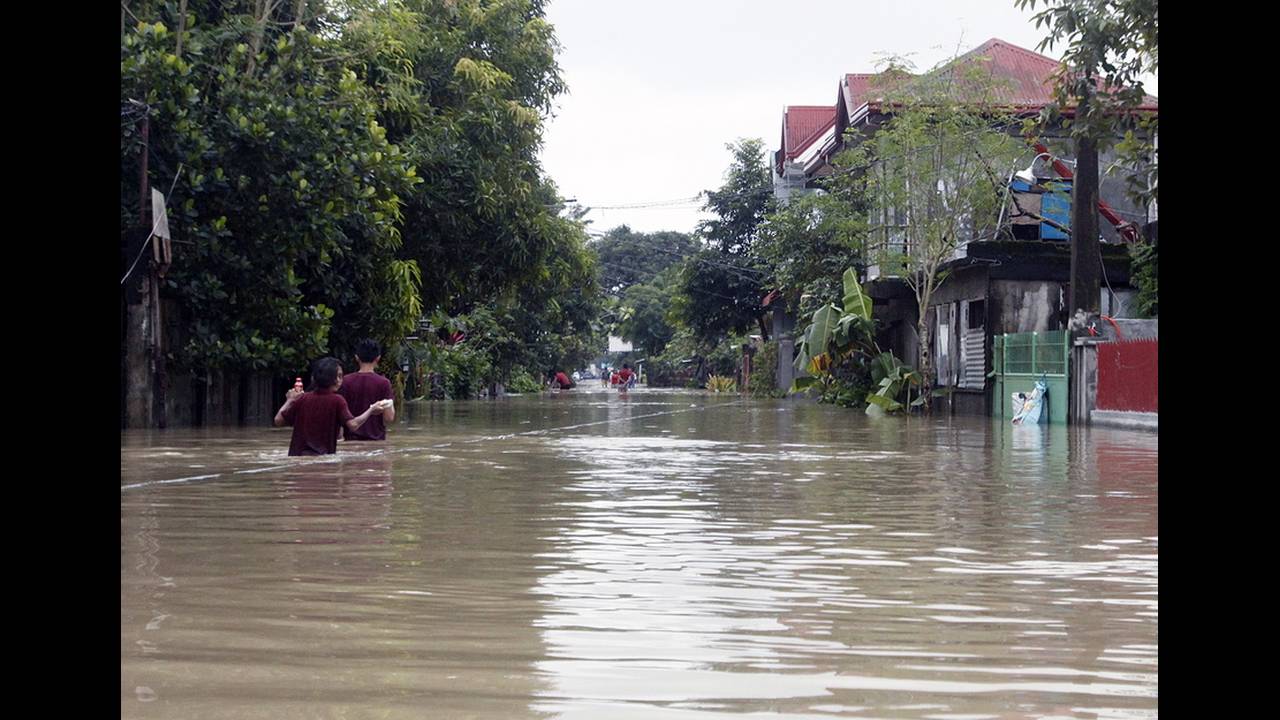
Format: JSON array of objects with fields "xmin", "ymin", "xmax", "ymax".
[
  {"xmin": 570, "ymin": 119, "xmax": 1032, "ymax": 214},
  {"xmin": 585, "ymin": 195, "xmax": 703, "ymax": 210},
  {"xmin": 121, "ymin": 163, "xmax": 184, "ymax": 286}
]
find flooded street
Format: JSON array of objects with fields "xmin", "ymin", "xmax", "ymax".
[{"xmin": 121, "ymin": 389, "xmax": 1157, "ymax": 719}]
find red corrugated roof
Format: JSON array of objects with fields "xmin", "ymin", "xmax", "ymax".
[
  {"xmin": 937, "ymin": 38, "xmax": 1158, "ymax": 110},
  {"xmin": 797, "ymin": 38, "xmax": 1156, "ymax": 177},
  {"xmin": 843, "ymin": 74, "xmax": 875, "ymax": 111},
  {"xmin": 781, "ymin": 105, "xmax": 835, "ymax": 161}
]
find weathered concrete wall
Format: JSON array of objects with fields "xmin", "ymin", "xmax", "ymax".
[
  {"xmin": 773, "ymin": 305, "xmax": 796, "ymax": 395},
  {"xmin": 1091, "ymin": 410, "xmax": 1157, "ymax": 431},
  {"xmin": 1070, "ymin": 339, "xmax": 1099, "ymax": 425},
  {"xmin": 1092, "ymin": 318, "xmax": 1158, "ymax": 342},
  {"xmin": 123, "ymin": 295, "xmax": 285, "ymax": 427},
  {"xmin": 940, "ymin": 388, "xmax": 987, "ymax": 417},
  {"xmin": 773, "ymin": 162, "xmax": 809, "ymax": 203},
  {"xmin": 989, "ymin": 280, "xmax": 1067, "ymax": 334}
]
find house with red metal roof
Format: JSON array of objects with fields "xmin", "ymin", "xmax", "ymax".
[
  {"xmin": 770, "ymin": 38, "xmax": 1157, "ymax": 420},
  {"xmin": 773, "ymin": 105, "xmax": 835, "ymax": 202}
]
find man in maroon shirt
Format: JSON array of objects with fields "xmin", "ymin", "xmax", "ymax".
[
  {"xmin": 338, "ymin": 339, "xmax": 396, "ymax": 441},
  {"xmin": 275, "ymin": 357, "xmax": 384, "ymax": 456}
]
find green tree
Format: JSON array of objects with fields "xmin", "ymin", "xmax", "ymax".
[
  {"xmin": 122, "ymin": 4, "xmax": 422, "ymax": 374},
  {"xmin": 592, "ymin": 226, "xmax": 698, "ymax": 295},
  {"xmin": 341, "ymin": 0, "xmax": 571, "ymax": 313},
  {"xmin": 697, "ymin": 138, "xmax": 776, "ymax": 254},
  {"xmin": 122, "ymin": 0, "xmax": 602, "ymax": 389},
  {"xmin": 616, "ymin": 267, "xmax": 680, "ymax": 357},
  {"xmin": 1015, "ymin": 0, "xmax": 1158, "ymax": 206},
  {"xmin": 675, "ymin": 138, "xmax": 773, "ymax": 344},
  {"xmin": 756, "ymin": 192, "xmax": 867, "ymax": 319}
]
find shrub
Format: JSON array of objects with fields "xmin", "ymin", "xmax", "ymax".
[{"xmin": 705, "ymin": 375, "xmax": 737, "ymax": 392}]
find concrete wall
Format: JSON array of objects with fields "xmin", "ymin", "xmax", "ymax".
[
  {"xmin": 773, "ymin": 161, "xmax": 809, "ymax": 203},
  {"xmin": 123, "ymin": 296, "xmax": 282, "ymax": 428},
  {"xmin": 773, "ymin": 305, "xmax": 796, "ymax": 395},
  {"xmin": 989, "ymin": 280, "xmax": 1067, "ymax": 334}
]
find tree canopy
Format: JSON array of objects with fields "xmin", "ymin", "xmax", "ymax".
[
  {"xmin": 591, "ymin": 226, "xmax": 698, "ymax": 296},
  {"xmin": 674, "ymin": 139, "xmax": 773, "ymax": 344},
  {"xmin": 121, "ymin": 0, "xmax": 599, "ymax": 378}
]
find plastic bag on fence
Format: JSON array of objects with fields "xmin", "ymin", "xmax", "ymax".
[{"xmin": 1011, "ymin": 379, "xmax": 1047, "ymax": 425}]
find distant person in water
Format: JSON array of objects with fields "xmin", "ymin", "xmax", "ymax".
[
  {"xmin": 601, "ymin": 369, "xmax": 611, "ymax": 387},
  {"xmin": 275, "ymin": 357, "xmax": 385, "ymax": 456},
  {"xmin": 550, "ymin": 370, "xmax": 576, "ymax": 390},
  {"xmin": 615, "ymin": 363, "xmax": 635, "ymax": 391},
  {"xmin": 338, "ymin": 339, "xmax": 396, "ymax": 442}
]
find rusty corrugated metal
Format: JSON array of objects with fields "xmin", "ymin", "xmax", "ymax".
[{"xmin": 1096, "ymin": 339, "xmax": 1159, "ymax": 413}]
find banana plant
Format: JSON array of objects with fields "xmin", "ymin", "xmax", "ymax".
[
  {"xmin": 864, "ymin": 351, "xmax": 924, "ymax": 413},
  {"xmin": 793, "ymin": 268, "xmax": 878, "ymax": 374}
]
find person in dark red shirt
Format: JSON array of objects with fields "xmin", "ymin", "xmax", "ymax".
[
  {"xmin": 549, "ymin": 370, "xmax": 575, "ymax": 390},
  {"xmin": 616, "ymin": 363, "xmax": 635, "ymax": 391},
  {"xmin": 275, "ymin": 357, "xmax": 385, "ymax": 456},
  {"xmin": 338, "ymin": 339, "xmax": 396, "ymax": 441}
]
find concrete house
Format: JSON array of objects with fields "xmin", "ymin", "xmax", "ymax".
[{"xmin": 772, "ymin": 38, "xmax": 1158, "ymax": 418}]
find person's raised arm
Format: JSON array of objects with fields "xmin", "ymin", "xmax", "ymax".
[
  {"xmin": 344, "ymin": 402, "xmax": 384, "ymax": 433},
  {"xmin": 274, "ymin": 388, "xmax": 303, "ymax": 427}
]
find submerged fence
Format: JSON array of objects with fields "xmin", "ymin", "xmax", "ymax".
[
  {"xmin": 992, "ymin": 330, "xmax": 1069, "ymax": 424},
  {"xmin": 1096, "ymin": 339, "xmax": 1158, "ymax": 413}
]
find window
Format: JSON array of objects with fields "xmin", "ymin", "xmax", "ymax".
[{"xmin": 968, "ymin": 300, "xmax": 985, "ymax": 329}]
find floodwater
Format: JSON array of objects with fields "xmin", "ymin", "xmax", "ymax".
[{"xmin": 121, "ymin": 387, "xmax": 1157, "ymax": 719}]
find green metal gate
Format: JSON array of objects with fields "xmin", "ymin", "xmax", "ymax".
[{"xmin": 992, "ymin": 330, "xmax": 1069, "ymax": 424}]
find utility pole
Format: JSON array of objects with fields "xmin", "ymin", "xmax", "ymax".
[
  {"xmin": 125, "ymin": 112, "xmax": 154, "ymax": 428},
  {"xmin": 1070, "ymin": 99, "xmax": 1101, "ymax": 316}
]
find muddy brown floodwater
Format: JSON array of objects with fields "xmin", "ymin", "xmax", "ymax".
[{"xmin": 122, "ymin": 388, "xmax": 1157, "ymax": 719}]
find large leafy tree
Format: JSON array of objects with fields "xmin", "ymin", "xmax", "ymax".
[
  {"xmin": 122, "ymin": 0, "xmax": 601, "ymax": 383},
  {"xmin": 675, "ymin": 139, "xmax": 773, "ymax": 344},
  {"xmin": 615, "ymin": 267, "xmax": 680, "ymax": 357},
  {"xmin": 341, "ymin": 0, "xmax": 570, "ymax": 312},
  {"xmin": 122, "ymin": 2, "xmax": 423, "ymax": 373},
  {"xmin": 592, "ymin": 226, "xmax": 698, "ymax": 296},
  {"xmin": 756, "ymin": 192, "xmax": 867, "ymax": 320}
]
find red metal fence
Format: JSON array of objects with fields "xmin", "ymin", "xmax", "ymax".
[{"xmin": 1096, "ymin": 339, "xmax": 1158, "ymax": 413}]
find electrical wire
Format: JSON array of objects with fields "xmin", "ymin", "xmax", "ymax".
[{"xmin": 120, "ymin": 163, "xmax": 185, "ymax": 286}]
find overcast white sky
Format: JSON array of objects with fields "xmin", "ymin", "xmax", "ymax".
[{"xmin": 539, "ymin": 0, "xmax": 1157, "ymax": 235}]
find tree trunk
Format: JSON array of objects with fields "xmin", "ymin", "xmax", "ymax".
[
  {"xmin": 916, "ymin": 316, "xmax": 932, "ymax": 385},
  {"xmin": 175, "ymin": 0, "xmax": 188, "ymax": 57},
  {"xmin": 245, "ymin": 0, "xmax": 276, "ymax": 79}
]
